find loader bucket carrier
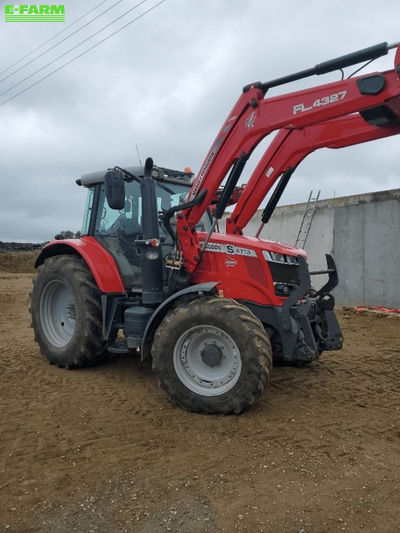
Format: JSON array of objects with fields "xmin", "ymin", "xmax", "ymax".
[{"xmin": 31, "ymin": 41, "xmax": 400, "ymax": 414}]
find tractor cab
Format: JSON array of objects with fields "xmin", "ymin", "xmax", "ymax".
[{"xmin": 78, "ymin": 165, "xmax": 211, "ymax": 290}]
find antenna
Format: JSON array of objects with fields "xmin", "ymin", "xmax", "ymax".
[{"xmin": 136, "ymin": 144, "xmax": 143, "ymax": 166}]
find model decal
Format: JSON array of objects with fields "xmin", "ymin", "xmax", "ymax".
[
  {"xmin": 293, "ymin": 90, "xmax": 347, "ymax": 115},
  {"xmin": 202, "ymin": 242, "xmax": 257, "ymax": 257},
  {"xmin": 190, "ymin": 138, "xmax": 223, "ymax": 199}
]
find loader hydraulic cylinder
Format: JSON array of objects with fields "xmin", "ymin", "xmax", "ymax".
[{"xmin": 255, "ymin": 42, "xmax": 390, "ymax": 93}]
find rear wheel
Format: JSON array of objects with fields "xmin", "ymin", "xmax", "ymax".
[
  {"xmin": 30, "ymin": 255, "xmax": 106, "ymax": 368},
  {"xmin": 152, "ymin": 296, "xmax": 272, "ymax": 414}
]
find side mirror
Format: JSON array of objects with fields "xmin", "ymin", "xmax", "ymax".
[{"xmin": 104, "ymin": 170, "xmax": 125, "ymax": 210}]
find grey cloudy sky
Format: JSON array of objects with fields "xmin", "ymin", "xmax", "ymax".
[{"xmin": 0, "ymin": 0, "xmax": 400, "ymax": 241}]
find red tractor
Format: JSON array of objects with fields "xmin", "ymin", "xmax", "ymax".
[{"xmin": 31, "ymin": 42, "xmax": 400, "ymax": 413}]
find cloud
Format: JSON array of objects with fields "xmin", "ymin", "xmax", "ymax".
[{"xmin": 0, "ymin": 0, "xmax": 400, "ymax": 240}]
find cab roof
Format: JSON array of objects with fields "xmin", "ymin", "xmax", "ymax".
[{"xmin": 76, "ymin": 165, "xmax": 194, "ymax": 187}]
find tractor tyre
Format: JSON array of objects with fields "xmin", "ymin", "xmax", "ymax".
[
  {"xmin": 30, "ymin": 254, "xmax": 107, "ymax": 368},
  {"xmin": 151, "ymin": 296, "xmax": 272, "ymax": 414}
]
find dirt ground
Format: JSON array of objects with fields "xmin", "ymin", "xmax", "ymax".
[{"xmin": 0, "ymin": 252, "xmax": 399, "ymax": 532}]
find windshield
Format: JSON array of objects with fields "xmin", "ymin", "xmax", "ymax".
[
  {"xmin": 88, "ymin": 179, "xmax": 211, "ymax": 288},
  {"xmin": 94, "ymin": 180, "xmax": 210, "ymax": 236}
]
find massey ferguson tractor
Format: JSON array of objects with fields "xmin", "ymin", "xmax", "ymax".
[{"xmin": 31, "ymin": 42, "xmax": 400, "ymax": 413}]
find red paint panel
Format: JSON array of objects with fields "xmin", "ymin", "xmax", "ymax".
[
  {"xmin": 190, "ymin": 233, "xmax": 289, "ymax": 306},
  {"xmin": 244, "ymin": 256, "xmax": 268, "ymax": 286},
  {"xmin": 40, "ymin": 237, "xmax": 125, "ymax": 293}
]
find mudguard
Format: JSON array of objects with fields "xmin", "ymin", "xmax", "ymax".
[
  {"xmin": 34, "ymin": 236, "xmax": 125, "ymax": 293},
  {"xmin": 140, "ymin": 282, "xmax": 219, "ymax": 360}
]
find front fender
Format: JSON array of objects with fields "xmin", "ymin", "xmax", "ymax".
[
  {"xmin": 35, "ymin": 236, "xmax": 125, "ymax": 293},
  {"xmin": 140, "ymin": 282, "xmax": 219, "ymax": 360}
]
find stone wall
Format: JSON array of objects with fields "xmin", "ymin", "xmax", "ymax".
[{"xmin": 240, "ymin": 188, "xmax": 400, "ymax": 307}]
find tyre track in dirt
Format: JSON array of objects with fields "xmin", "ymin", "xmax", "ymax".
[{"xmin": 0, "ymin": 264, "xmax": 400, "ymax": 532}]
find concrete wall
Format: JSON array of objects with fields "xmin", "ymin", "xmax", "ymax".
[{"xmin": 238, "ymin": 188, "xmax": 400, "ymax": 308}]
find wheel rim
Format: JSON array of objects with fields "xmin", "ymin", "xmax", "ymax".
[
  {"xmin": 40, "ymin": 280, "xmax": 76, "ymax": 348},
  {"xmin": 173, "ymin": 325, "xmax": 242, "ymax": 396}
]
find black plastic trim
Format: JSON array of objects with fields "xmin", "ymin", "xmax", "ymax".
[
  {"xmin": 357, "ymin": 74, "xmax": 385, "ymax": 95},
  {"xmin": 88, "ymin": 184, "xmax": 101, "ymax": 236},
  {"xmin": 242, "ymin": 81, "xmax": 262, "ymax": 93},
  {"xmin": 360, "ymin": 105, "xmax": 400, "ymax": 127},
  {"xmin": 140, "ymin": 282, "xmax": 219, "ymax": 360},
  {"xmin": 101, "ymin": 293, "xmax": 127, "ymax": 340}
]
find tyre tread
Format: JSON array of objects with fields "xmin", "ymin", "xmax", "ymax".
[
  {"xmin": 152, "ymin": 296, "xmax": 272, "ymax": 414},
  {"xmin": 30, "ymin": 254, "xmax": 107, "ymax": 369}
]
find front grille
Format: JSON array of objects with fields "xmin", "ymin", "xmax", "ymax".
[
  {"xmin": 267, "ymin": 262, "xmax": 300, "ymax": 285},
  {"xmin": 262, "ymin": 251, "xmax": 300, "ymax": 295}
]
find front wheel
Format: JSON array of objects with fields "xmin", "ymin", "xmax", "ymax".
[{"xmin": 151, "ymin": 296, "xmax": 272, "ymax": 414}]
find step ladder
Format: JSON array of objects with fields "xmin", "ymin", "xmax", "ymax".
[{"xmin": 295, "ymin": 190, "xmax": 320, "ymax": 249}]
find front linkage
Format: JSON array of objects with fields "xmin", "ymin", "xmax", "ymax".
[{"xmin": 242, "ymin": 255, "xmax": 342, "ymax": 365}]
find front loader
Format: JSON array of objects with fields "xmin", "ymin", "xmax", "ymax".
[{"xmin": 31, "ymin": 41, "xmax": 400, "ymax": 413}]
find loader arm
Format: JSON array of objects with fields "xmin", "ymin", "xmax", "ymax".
[
  {"xmin": 177, "ymin": 42, "xmax": 400, "ymax": 272},
  {"xmin": 228, "ymin": 113, "xmax": 400, "ymax": 234}
]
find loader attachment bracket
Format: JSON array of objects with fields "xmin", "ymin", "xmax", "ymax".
[
  {"xmin": 281, "ymin": 255, "xmax": 311, "ymax": 331},
  {"xmin": 310, "ymin": 254, "xmax": 339, "ymax": 297}
]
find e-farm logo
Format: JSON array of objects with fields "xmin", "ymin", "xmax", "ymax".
[{"xmin": 4, "ymin": 4, "xmax": 65, "ymax": 22}]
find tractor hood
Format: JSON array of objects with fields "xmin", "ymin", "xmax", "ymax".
[{"xmin": 204, "ymin": 232, "xmax": 307, "ymax": 259}]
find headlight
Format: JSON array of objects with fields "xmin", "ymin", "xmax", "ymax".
[{"xmin": 274, "ymin": 283, "xmax": 292, "ymax": 296}]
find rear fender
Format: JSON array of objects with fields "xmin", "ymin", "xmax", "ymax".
[
  {"xmin": 140, "ymin": 282, "xmax": 219, "ymax": 360},
  {"xmin": 35, "ymin": 236, "xmax": 125, "ymax": 293}
]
